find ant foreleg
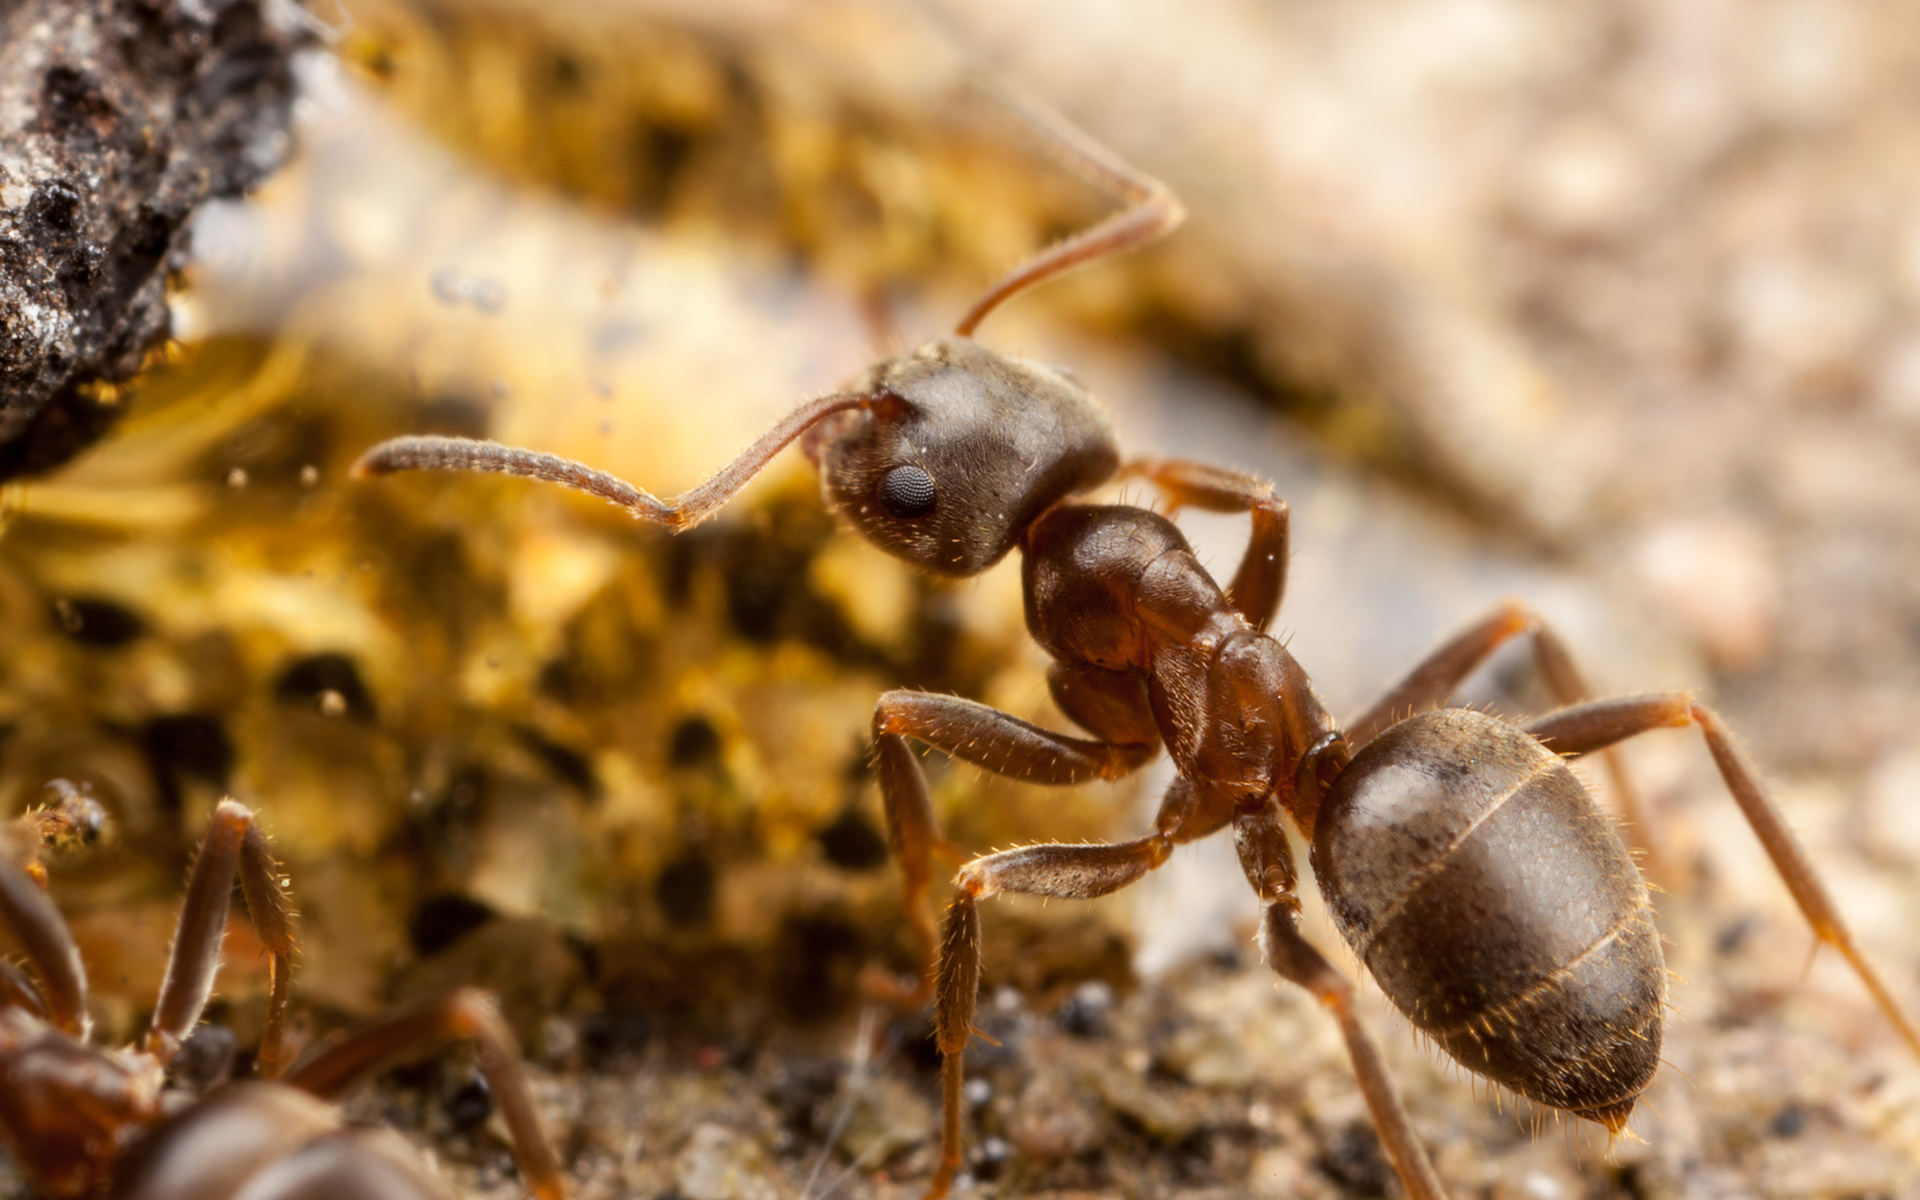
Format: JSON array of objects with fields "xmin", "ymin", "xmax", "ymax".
[
  {"xmin": 283, "ymin": 989, "xmax": 567, "ymax": 1200},
  {"xmin": 1525, "ymin": 694, "xmax": 1920, "ymax": 1059},
  {"xmin": 1121, "ymin": 458, "xmax": 1290, "ymax": 632},
  {"xmin": 1346, "ymin": 599, "xmax": 1653, "ymax": 870},
  {"xmin": 927, "ymin": 891, "xmax": 979, "ymax": 1200},
  {"xmin": 147, "ymin": 800, "xmax": 295, "ymax": 1071},
  {"xmin": 922, "ymin": 776, "xmax": 1229, "ymax": 1199},
  {"xmin": 1234, "ymin": 803, "xmax": 1448, "ymax": 1200},
  {"xmin": 353, "ymin": 392, "xmax": 869, "ymax": 531},
  {"xmin": 0, "ymin": 855, "xmax": 87, "ymax": 1037},
  {"xmin": 869, "ymin": 689, "xmax": 1157, "ymax": 1005}
]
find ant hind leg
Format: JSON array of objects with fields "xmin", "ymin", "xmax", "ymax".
[
  {"xmin": 1234, "ymin": 802, "xmax": 1449, "ymax": 1200},
  {"xmin": 1347, "ymin": 599, "xmax": 1656, "ymax": 872},
  {"xmin": 1523, "ymin": 693, "xmax": 1920, "ymax": 1059}
]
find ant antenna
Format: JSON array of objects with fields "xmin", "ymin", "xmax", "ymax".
[
  {"xmin": 352, "ymin": 392, "xmax": 870, "ymax": 529},
  {"xmin": 952, "ymin": 83, "xmax": 1185, "ymax": 338}
]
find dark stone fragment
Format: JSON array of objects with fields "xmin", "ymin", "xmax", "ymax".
[
  {"xmin": 0, "ymin": 0, "xmax": 304, "ymax": 480},
  {"xmin": 39, "ymin": 65, "xmax": 117, "ymax": 137},
  {"xmin": 1317, "ymin": 1121, "xmax": 1389, "ymax": 1199},
  {"xmin": 28, "ymin": 181, "xmax": 84, "ymax": 237},
  {"xmin": 443, "ymin": 1071, "xmax": 493, "ymax": 1132},
  {"xmin": 1054, "ymin": 980, "xmax": 1115, "ymax": 1039},
  {"xmin": 968, "ymin": 1137, "xmax": 1012, "ymax": 1181}
]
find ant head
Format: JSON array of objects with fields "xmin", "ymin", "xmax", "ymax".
[{"xmin": 809, "ymin": 337, "xmax": 1120, "ymax": 576}]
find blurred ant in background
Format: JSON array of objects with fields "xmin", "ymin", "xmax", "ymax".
[{"xmin": 1, "ymin": 798, "xmax": 565, "ymax": 1199}]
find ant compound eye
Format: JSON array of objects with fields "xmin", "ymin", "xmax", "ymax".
[{"xmin": 877, "ymin": 464, "xmax": 937, "ymax": 519}]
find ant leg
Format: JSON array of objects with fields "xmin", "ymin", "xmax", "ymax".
[
  {"xmin": 0, "ymin": 959, "xmax": 49, "ymax": 1019},
  {"xmin": 148, "ymin": 800, "xmax": 295, "ymax": 1072},
  {"xmin": 1234, "ymin": 802, "xmax": 1447, "ymax": 1200},
  {"xmin": 1345, "ymin": 599, "xmax": 1652, "ymax": 867},
  {"xmin": 1349, "ymin": 599, "xmax": 1601, "ymax": 746},
  {"xmin": 237, "ymin": 817, "xmax": 295, "ymax": 1078},
  {"xmin": 870, "ymin": 688, "xmax": 1158, "ymax": 1006},
  {"xmin": 871, "ymin": 683, "xmax": 1152, "ymax": 998},
  {"xmin": 1524, "ymin": 694, "xmax": 1920, "ymax": 1059},
  {"xmin": 283, "ymin": 989, "xmax": 566, "ymax": 1200},
  {"xmin": 354, "ymin": 391, "xmax": 869, "ymax": 531},
  {"xmin": 952, "ymin": 83, "xmax": 1184, "ymax": 337},
  {"xmin": 0, "ymin": 855, "xmax": 87, "ymax": 1037},
  {"xmin": 926, "ymin": 891, "xmax": 980, "ymax": 1200},
  {"xmin": 923, "ymin": 776, "xmax": 1233, "ymax": 1199},
  {"xmin": 1122, "ymin": 457, "xmax": 1290, "ymax": 632}
]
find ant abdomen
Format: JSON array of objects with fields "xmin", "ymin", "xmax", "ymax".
[{"xmin": 1310, "ymin": 708, "xmax": 1664, "ymax": 1126}]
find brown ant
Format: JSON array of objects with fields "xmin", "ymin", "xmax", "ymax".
[
  {"xmin": 353, "ymin": 91, "xmax": 1920, "ymax": 1199},
  {"xmin": 0, "ymin": 798, "xmax": 566, "ymax": 1200}
]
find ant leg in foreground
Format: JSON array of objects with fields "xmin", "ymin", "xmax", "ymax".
[
  {"xmin": 1122, "ymin": 458, "xmax": 1291, "ymax": 632},
  {"xmin": 146, "ymin": 799, "xmax": 296, "ymax": 1076},
  {"xmin": 869, "ymin": 689, "xmax": 1158, "ymax": 1005},
  {"xmin": 1344, "ymin": 599, "xmax": 1655, "ymax": 869},
  {"xmin": 0, "ymin": 855, "xmax": 88, "ymax": 1036},
  {"xmin": 1524, "ymin": 694, "xmax": 1920, "ymax": 1059},
  {"xmin": 284, "ymin": 989, "xmax": 567, "ymax": 1200},
  {"xmin": 354, "ymin": 392, "xmax": 870, "ymax": 530},
  {"xmin": 923, "ymin": 776, "xmax": 1236, "ymax": 1199},
  {"xmin": 1235, "ymin": 801, "xmax": 1447, "ymax": 1200}
]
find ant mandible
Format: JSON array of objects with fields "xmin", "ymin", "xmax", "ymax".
[
  {"xmin": 0, "ymin": 799, "xmax": 566, "ymax": 1200},
  {"xmin": 354, "ymin": 90, "xmax": 1920, "ymax": 1200}
]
